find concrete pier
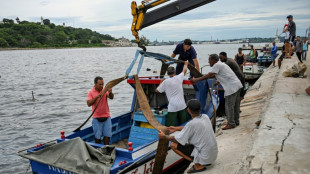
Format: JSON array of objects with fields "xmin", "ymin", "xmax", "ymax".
[{"xmin": 185, "ymin": 51, "xmax": 310, "ymax": 173}]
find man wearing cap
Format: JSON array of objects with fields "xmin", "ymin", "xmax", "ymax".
[
  {"xmin": 158, "ymin": 99, "xmax": 218, "ymax": 173},
  {"xmin": 286, "ymin": 15, "xmax": 296, "ymax": 58},
  {"xmin": 156, "ymin": 61, "xmax": 189, "ymax": 126},
  {"xmin": 171, "ymin": 39, "xmax": 200, "ymax": 77}
]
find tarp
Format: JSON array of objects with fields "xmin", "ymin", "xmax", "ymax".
[{"xmin": 23, "ymin": 138, "xmax": 116, "ymax": 174}]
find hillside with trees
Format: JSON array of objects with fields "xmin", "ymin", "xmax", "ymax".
[{"xmin": 0, "ymin": 18, "xmax": 117, "ymax": 48}]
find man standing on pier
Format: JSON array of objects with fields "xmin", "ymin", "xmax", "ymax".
[
  {"xmin": 158, "ymin": 99, "xmax": 218, "ymax": 173},
  {"xmin": 286, "ymin": 15, "xmax": 296, "ymax": 58},
  {"xmin": 191, "ymin": 54, "xmax": 243, "ymax": 130},
  {"xmin": 156, "ymin": 61, "xmax": 189, "ymax": 126},
  {"xmin": 271, "ymin": 41, "xmax": 278, "ymax": 67},
  {"xmin": 87, "ymin": 76, "xmax": 114, "ymax": 145},
  {"xmin": 171, "ymin": 39, "xmax": 200, "ymax": 77},
  {"xmin": 219, "ymin": 52, "xmax": 245, "ymax": 100}
]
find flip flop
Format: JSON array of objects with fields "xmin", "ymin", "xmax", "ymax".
[{"xmin": 187, "ymin": 165, "xmax": 206, "ymax": 173}]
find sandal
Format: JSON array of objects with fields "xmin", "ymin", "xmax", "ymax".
[
  {"xmin": 187, "ymin": 165, "xmax": 206, "ymax": 173},
  {"xmin": 222, "ymin": 124, "xmax": 235, "ymax": 130}
]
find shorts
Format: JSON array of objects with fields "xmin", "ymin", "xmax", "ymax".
[
  {"xmin": 92, "ymin": 117, "xmax": 112, "ymax": 139},
  {"xmin": 289, "ymin": 35, "xmax": 295, "ymax": 43},
  {"xmin": 271, "ymin": 54, "xmax": 276, "ymax": 61},
  {"xmin": 166, "ymin": 108, "xmax": 188, "ymax": 127},
  {"xmin": 279, "ymin": 52, "xmax": 285, "ymax": 61},
  {"xmin": 177, "ymin": 143, "xmax": 194, "ymax": 159}
]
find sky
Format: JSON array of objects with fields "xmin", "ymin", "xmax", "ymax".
[{"xmin": 1, "ymin": 0, "xmax": 310, "ymax": 41}]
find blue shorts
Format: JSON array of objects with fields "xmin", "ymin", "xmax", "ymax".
[
  {"xmin": 271, "ymin": 54, "xmax": 276, "ymax": 61},
  {"xmin": 92, "ymin": 117, "xmax": 112, "ymax": 139}
]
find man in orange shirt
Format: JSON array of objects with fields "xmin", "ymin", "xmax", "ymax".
[{"xmin": 87, "ymin": 76, "xmax": 114, "ymax": 145}]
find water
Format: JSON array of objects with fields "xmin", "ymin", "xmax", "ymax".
[{"xmin": 0, "ymin": 44, "xmax": 261, "ymax": 173}]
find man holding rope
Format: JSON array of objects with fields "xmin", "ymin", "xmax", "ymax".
[
  {"xmin": 158, "ymin": 99, "xmax": 218, "ymax": 173},
  {"xmin": 191, "ymin": 54, "xmax": 242, "ymax": 130},
  {"xmin": 87, "ymin": 76, "xmax": 114, "ymax": 145}
]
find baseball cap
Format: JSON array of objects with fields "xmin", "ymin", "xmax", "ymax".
[{"xmin": 287, "ymin": 15, "xmax": 293, "ymax": 18}]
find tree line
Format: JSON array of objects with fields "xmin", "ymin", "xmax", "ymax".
[{"xmin": 0, "ymin": 18, "xmax": 117, "ymax": 48}]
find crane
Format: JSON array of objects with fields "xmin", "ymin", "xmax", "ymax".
[{"xmin": 131, "ymin": 0, "xmax": 215, "ymax": 51}]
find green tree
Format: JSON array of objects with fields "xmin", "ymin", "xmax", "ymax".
[
  {"xmin": 140, "ymin": 35, "xmax": 150, "ymax": 46},
  {"xmin": 0, "ymin": 38, "xmax": 8, "ymax": 47},
  {"xmin": 43, "ymin": 19, "xmax": 50, "ymax": 25},
  {"xmin": 15, "ymin": 17, "xmax": 20, "ymax": 24},
  {"xmin": 36, "ymin": 35, "xmax": 47, "ymax": 44},
  {"xmin": 54, "ymin": 31, "xmax": 67, "ymax": 44},
  {"xmin": 3, "ymin": 18, "xmax": 14, "ymax": 24}
]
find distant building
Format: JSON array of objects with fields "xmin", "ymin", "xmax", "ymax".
[
  {"xmin": 40, "ymin": 16, "xmax": 44, "ymax": 25},
  {"xmin": 102, "ymin": 40, "xmax": 116, "ymax": 46},
  {"xmin": 118, "ymin": 36, "xmax": 131, "ymax": 46}
]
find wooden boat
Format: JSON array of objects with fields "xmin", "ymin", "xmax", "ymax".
[
  {"xmin": 18, "ymin": 52, "xmax": 219, "ymax": 174},
  {"xmin": 243, "ymin": 62, "xmax": 264, "ymax": 82}
]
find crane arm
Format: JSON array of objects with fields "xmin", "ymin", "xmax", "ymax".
[{"xmin": 131, "ymin": 0, "xmax": 215, "ymax": 49}]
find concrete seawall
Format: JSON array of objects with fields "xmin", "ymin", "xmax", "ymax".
[{"xmin": 185, "ymin": 51, "xmax": 310, "ymax": 173}]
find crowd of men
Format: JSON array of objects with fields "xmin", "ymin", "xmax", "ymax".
[{"xmin": 85, "ymin": 14, "xmax": 308, "ymax": 173}]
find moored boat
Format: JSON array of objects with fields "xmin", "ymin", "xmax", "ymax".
[{"xmin": 17, "ymin": 51, "xmax": 220, "ymax": 174}]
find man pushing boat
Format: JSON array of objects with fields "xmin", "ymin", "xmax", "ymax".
[{"xmin": 158, "ymin": 99, "xmax": 218, "ymax": 173}]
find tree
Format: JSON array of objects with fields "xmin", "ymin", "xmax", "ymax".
[
  {"xmin": 16, "ymin": 17, "xmax": 20, "ymax": 24},
  {"xmin": 36, "ymin": 35, "xmax": 47, "ymax": 44},
  {"xmin": 3, "ymin": 18, "xmax": 14, "ymax": 24},
  {"xmin": 43, "ymin": 19, "xmax": 50, "ymax": 25},
  {"xmin": 0, "ymin": 38, "xmax": 8, "ymax": 47},
  {"xmin": 140, "ymin": 35, "xmax": 150, "ymax": 46},
  {"xmin": 54, "ymin": 31, "xmax": 67, "ymax": 44}
]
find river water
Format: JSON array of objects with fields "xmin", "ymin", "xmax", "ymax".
[{"xmin": 0, "ymin": 44, "xmax": 262, "ymax": 173}]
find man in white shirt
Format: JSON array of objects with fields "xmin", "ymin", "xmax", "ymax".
[
  {"xmin": 156, "ymin": 61, "xmax": 189, "ymax": 126},
  {"xmin": 158, "ymin": 99, "xmax": 218, "ymax": 173},
  {"xmin": 191, "ymin": 54, "xmax": 243, "ymax": 130}
]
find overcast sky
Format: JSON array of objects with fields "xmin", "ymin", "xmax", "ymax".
[{"xmin": 1, "ymin": 0, "xmax": 310, "ymax": 41}]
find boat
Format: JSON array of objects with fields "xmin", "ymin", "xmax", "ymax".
[
  {"xmin": 257, "ymin": 51, "xmax": 278, "ymax": 67},
  {"xmin": 17, "ymin": 50, "xmax": 220, "ymax": 174},
  {"xmin": 243, "ymin": 62, "xmax": 264, "ymax": 82}
]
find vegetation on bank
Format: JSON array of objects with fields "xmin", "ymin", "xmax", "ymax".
[{"xmin": 0, "ymin": 18, "xmax": 117, "ymax": 48}]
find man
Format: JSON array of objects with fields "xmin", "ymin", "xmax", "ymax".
[
  {"xmin": 302, "ymin": 38, "xmax": 308, "ymax": 60},
  {"xmin": 191, "ymin": 54, "xmax": 243, "ymax": 130},
  {"xmin": 271, "ymin": 41, "xmax": 278, "ymax": 67},
  {"xmin": 247, "ymin": 45, "xmax": 257, "ymax": 63},
  {"xmin": 235, "ymin": 47, "xmax": 247, "ymax": 71},
  {"xmin": 295, "ymin": 36, "xmax": 303, "ymax": 63},
  {"xmin": 219, "ymin": 52, "xmax": 245, "ymax": 100},
  {"xmin": 171, "ymin": 39, "xmax": 200, "ymax": 77},
  {"xmin": 286, "ymin": 15, "xmax": 296, "ymax": 58},
  {"xmin": 278, "ymin": 41, "xmax": 287, "ymax": 69},
  {"xmin": 87, "ymin": 76, "xmax": 114, "ymax": 145},
  {"xmin": 158, "ymin": 99, "xmax": 218, "ymax": 173},
  {"xmin": 156, "ymin": 61, "xmax": 189, "ymax": 126}
]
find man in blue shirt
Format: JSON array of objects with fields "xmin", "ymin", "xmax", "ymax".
[
  {"xmin": 271, "ymin": 41, "xmax": 277, "ymax": 67},
  {"xmin": 171, "ymin": 39, "xmax": 200, "ymax": 77}
]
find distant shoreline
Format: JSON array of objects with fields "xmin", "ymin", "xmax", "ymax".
[{"xmin": 0, "ymin": 46, "xmax": 135, "ymax": 51}]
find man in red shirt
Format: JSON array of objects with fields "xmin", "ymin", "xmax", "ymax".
[{"xmin": 87, "ymin": 76, "xmax": 114, "ymax": 145}]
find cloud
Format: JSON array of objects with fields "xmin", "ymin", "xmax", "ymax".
[{"xmin": 0, "ymin": 0, "xmax": 309, "ymax": 41}]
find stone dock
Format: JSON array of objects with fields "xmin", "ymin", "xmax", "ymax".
[{"xmin": 185, "ymin": 51, "xmax": 310, "ymax": 173}]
